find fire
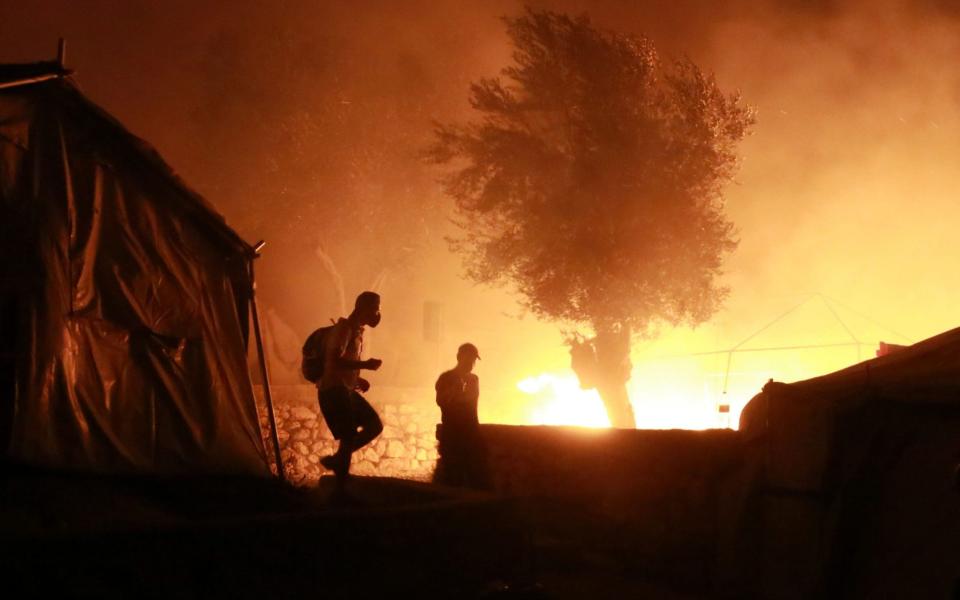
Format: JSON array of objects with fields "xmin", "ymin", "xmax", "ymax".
[
  {"xmin": 517, "ymin": 373, "xmax": 611, "ymax": 428},
  {"xmin": 508, "ymin": 295, "xmax": 914, "ymax": 430},
  {"xmin": 514, "ymin": 344, "xmax": 875, "ymax": 430},
  {"xmin": 516, "ymin": 369, "xmax": 736, "ymax": 430}
]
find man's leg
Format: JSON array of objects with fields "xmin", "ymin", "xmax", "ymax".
[
  {"xmin": 463, "ymin": 430, "xmax": 492, "ymax": 490},
  {"xmin": 348, "ymin": 391, "xmax": 383, "ymax": 451},
  {"xmin": 437, "ymin": 431, "xmax": 466, "ymax": 486},
  {"xmin": 323, "ymin": 390, "xmax": 381, "ymax": 482},
  {"xmin": 319, "ymin": 386, "xmax": 354, "ymax": 482},
  {"xmin": 449, "ymin": 442, "xmax": 469, "ymax": 487}
]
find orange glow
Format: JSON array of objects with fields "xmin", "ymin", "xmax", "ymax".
[
  {"xmin": 514, "ymin": 320, "xmax": 887, "ymax": 431},
  {"xmin": 517, "ymin": 373, "xmax": 611, "ymax": 428},
  {"xmin": 516, "ymin": 367, "xmax": 734, "ymax": 430}
]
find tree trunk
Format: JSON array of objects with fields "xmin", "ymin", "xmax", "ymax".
[
  {"xmin": 597, "ymin": 381, "xmax": 634, "ymax": 429},
  {"xmin": 569, "ymin": 325, "xmax": 636, "ymax": 429}
]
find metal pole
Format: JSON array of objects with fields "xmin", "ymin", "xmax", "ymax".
[
  {"xmin": 0, "ymin": 74, "xmax": 61, "ymax": 91},
  {"xmin": 57, "ymin": 38, "xmax": 67, "ymax": 69},
  {"xmin": 721, "ymin": 351, "xmax": 734, "ymax": 395},
  {"xmin": 249, "ymin": 246, "xmax": 285, "ymax": 482}
]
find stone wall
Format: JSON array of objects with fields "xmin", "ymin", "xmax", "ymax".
[
  {"xmin": 254, "ymin": 392, "xmax": 762, "ymax": 592},
  {"xmin": 480, "ymin": 424, "xmax": 746, "ymax": 588},
  {"xmin": 255, "ymin": 388, "xmax": 745, "ymax": 508},
  {"xmin": 255, "ymin": 385, "xmax": 440, "ymax": 485},
  {"xmin": 481, "ymin": 424, "xmax": 743, "ymax": 502}
]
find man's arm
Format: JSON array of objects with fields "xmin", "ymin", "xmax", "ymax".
[
  {"xmin": 329, "ymin": 325, "xmax": 381, "ymax": 370},
  {"xmin": 464, "ymin": 374, "xmax": 479, "ymax": 402},
  {"xmin": 436, "ymin": 373, "xmax": 453, "ymax": 408},
  {"xmin": 335, "ymin": 356, "xmax": 382, "ymax": 370}
]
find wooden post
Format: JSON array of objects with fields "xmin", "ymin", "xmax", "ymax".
[
  {"xmin": 249, "ymin": 242, "xmax": 285, "ymax": 482},
  {"xmin": 57, "ymin": 38, "xmax": 67, "ymax": 70}
]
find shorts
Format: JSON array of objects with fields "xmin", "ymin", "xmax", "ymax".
[{"xmin": 318, "ymin": 385, "xmax": 378, "ymax": 440}]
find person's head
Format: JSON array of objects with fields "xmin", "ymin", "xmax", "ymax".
[
  {"xmin": 352, "ymin": 291, "xmax": 381, "ymax": 327},
  {"xmin": 456, "ymin": 342, "xmax": 480, "ymax": 372}
]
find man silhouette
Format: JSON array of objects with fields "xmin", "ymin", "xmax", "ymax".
[
  {"xmin": 434, "ymin": 343, "xmax": 489, "ymax": 489},
  {"xmin": 318, "ymin": 291, "xmax": 384, "ymax": 485}
]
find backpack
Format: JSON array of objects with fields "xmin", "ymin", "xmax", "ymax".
[{"xmin": 301, "ymin": 323, "xmax": 335, "ymax": 383}]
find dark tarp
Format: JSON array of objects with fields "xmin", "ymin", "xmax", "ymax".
[
  {"xmin": 731, "ymin": 326, "xmax": 960, "ymax": 598},
  {"xmin": 0, "ymin": 69, "xmax": 269, "ymax": 476}
]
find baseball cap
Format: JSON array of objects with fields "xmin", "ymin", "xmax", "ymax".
[{"xmin": 457, "ymin": 342, "xmax": 481, "ymax": 360}]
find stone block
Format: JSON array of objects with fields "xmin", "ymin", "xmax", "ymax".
[
  {"xmin": 385, "ymin": 440, "xmax": 407, "ymax": 458},
  {"xmin": 291, "ymin": 429, "xmax": 311, "ymax": 441},
  {"xmin": 378, "ymin": 458, "xmax": 409, "ymax": 472},
  {"xmin": 354, "ymin": 460, "xmax": 377, "ymax": 476},
  {"xmin": 416, "ymin": 449, "xmax": 427, "ymax": 461},
  {"xmin": 290, "ymin": 405, "xmax": 316, "ymax": 421}
]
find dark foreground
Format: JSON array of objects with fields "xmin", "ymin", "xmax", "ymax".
[{"xmin": 0, "ymin": 465, "xmax": 704, "ymax": 599}]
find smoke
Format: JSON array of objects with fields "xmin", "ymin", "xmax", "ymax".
[
  {"xmin": 4, "ymin": 0, "xmax": 960, "ymax": 422},
  {"xmin": 702, "ymin": 0, "xmax": 960, "ymax": 341}
]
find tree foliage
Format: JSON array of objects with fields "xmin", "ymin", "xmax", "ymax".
[{"xmin": 430, "ymin": 9, "xmax": 754, "ymax": 339}]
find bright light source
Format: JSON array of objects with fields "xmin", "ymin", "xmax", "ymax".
[{"xmin": 517, "ymin": 372, "xmax": 611, "ymax": 428}]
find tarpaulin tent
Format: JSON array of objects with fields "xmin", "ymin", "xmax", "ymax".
[
  {"xmin": 0, "ymin": 60, "xmax": 270, "ymax": 476},
  {"xmin": 732, "ymin": 326, "xmax": 960, "ymax": 598}
]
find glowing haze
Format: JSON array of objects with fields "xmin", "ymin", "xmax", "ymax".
[{"xmin": 3, "ymin": 0, "xmax": 959, "ymax": 428}]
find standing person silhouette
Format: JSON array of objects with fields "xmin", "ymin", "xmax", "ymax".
[
  {"xmin": 318, "ymin": 291, "xmax": 384, "ymax": 486},
  {"xmin": 434, "ymin": 343, "xmax": 490, "ymax": 489}
]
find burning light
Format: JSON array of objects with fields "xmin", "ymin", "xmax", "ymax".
[
  {"xmin": 516, "ymin": 369, "xmax": 736, "ymax": 431},
  {"xmin": 512, "ymin": 369, "xmax": 760, "ymax": 430},
  {"xmin": 517, "ymin": 373, "xmax": 611, "ymax": 428},
  {"xmin": 506, "ymin": 295, "xmax": 912, "ymax": 430},
  {"xmin": 514, "ymin": 346, "xmax": 876, "ymax": 430}
]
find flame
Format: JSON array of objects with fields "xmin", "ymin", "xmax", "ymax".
[
  {"xmin": 514, "ymin": 342, "xmax": 873, "ymax": 430},
  {"xmin": 506, "ymin": 296, "xmax": 911, "ymax": 430},
  {"xmin": 517, "ymin": 373, "xmax": 611, "ymax": 428},
  {"xmin": 516, "ymin": 369, "xmax": 734, "ymax": 430}
]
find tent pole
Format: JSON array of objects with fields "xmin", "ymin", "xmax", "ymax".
[
  {"xmin": 57, "ymin": 38, "xmax": 67, "ymax": 69},
  {"xmin": 721, "ymin": 351, "xmax": 733, "ymax": 395},
  {"xmin": 249, "ymin": 246, "xmax": 285, "ymax": 482},
  {"xmin": 0, "ymin": 39, "xmax": 72, "ymax": 91}
]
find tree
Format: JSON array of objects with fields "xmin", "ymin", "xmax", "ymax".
[{"xmin": 429, "ymin": 9, "xmax": 754, "ymax": 428}]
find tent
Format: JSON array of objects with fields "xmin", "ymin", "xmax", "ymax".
[
  {"xmin": 731, "ymin": 325, "xmax": 960, "ymax": 598},
  {"xmin": 0, "ymin": 60, "xmax": 270, "ymax": 476}
]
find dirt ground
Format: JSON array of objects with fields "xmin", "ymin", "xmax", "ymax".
[{"xmin": 0, "ymin": 466, "xmax": 714, "ymax": 599}]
